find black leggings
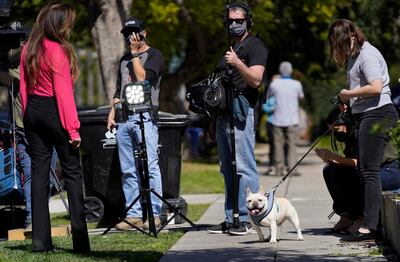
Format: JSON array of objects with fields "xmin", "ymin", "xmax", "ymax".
[
  {"xmin": 323, "ymin": 163, "xmax": 363, "ymax": 219},
  {"xmin": 323, "ymin": 160, "xmax": 400, "ymax": 220},
  {"xmin": 23, "ymin": 95, "xmax": 90, "ymax": 252},
  {"xmin": 353, "ymin": 104, "xmax": 398, "ymax": 230}
]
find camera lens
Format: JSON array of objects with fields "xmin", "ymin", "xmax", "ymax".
[{"xmin": 204, "ymin": 87, "xmax": 222, "ymax": 107}]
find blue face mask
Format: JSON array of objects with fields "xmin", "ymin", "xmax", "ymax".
[{"xmin": 229, "ymin": 21, "xmax": 247, "ymax": 37}]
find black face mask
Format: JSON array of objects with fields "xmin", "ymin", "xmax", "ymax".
[{"xmin": 333, "ymin": 131, "xmax": 347, "ymax": 142}]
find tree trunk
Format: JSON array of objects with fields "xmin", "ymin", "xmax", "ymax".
[{"xmin": 87, "ymin": 0, "xmax": 132, "ymax": 104}]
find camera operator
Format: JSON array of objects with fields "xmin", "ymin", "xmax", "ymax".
[
  {"xmin": 207, "ymin": 2, "xmax": 267, "ymax": 235},
  {"xmin": 107, "ymin": 17, "xmax": 164, "ymax": 230}
]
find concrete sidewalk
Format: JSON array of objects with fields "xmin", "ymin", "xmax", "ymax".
[{"xmin": 160, "ymin": 146, "xmax": 399, "ymax": 262}]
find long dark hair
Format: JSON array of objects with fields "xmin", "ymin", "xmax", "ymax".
[
  {"xmin": 328, "ymin": 19, "xmax": 367, "ymax": 67},
  {"xmin": 25, "ymin": 1, "xmax": 78, "ymax": 86}
]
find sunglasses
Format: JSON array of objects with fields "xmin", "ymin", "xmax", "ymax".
[{"xmin": 228, "ymin": 18, "xmax": 246, "ymax": 25}]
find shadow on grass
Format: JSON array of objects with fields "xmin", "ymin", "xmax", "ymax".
[
  {"xmin": 96, "ymin": 223, "xmax": 214, "ymax": 235},
  {"xmin": 5, "ymin": 243, "xmax": 164, "ymax": 261}
]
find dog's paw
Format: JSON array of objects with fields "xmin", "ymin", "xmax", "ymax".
[
  {"xmin": 297, "ymin": 236, "xmax": 304, "ymax": 241},
  {"xmin": 269, "ymin": 239, "xmax": 278, "ymax": 244}
]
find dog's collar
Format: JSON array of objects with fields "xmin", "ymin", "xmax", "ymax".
[{"xmin": 250, "ymin": 190, "xmax": 276, "ymax": 227}]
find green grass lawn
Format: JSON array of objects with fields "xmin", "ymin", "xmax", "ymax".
[
  {"xmin": 0, "ymin": 232, "xmax": 183, "ymax": 262},
  {"xmin": 0, "ymin": 203, "xmax": 209, "ymax": 262},
  {"xmin": 180, "ymin": 161, "xmax": 224, "ymax": 194},
  {"xmin": 0, "ymin": 160, "xmax": 223, "ymax": 261}
]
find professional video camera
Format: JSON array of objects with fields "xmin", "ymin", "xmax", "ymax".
[
  {"xmin": 186, "ymin": 73, "xmax": 227, "ymax": 116},
  {"xmin": 0, "ymin": 0, "xmax": 26, "ymax": 70}
]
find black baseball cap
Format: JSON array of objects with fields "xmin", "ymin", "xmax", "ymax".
[{"xmin": 120, "ymin": 17, "xmax": 144, "ymax": 36}]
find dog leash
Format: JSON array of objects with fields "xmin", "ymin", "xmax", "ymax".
[{"xmin": 269, "ymin": 111, "xmax": 346, "ymax": 193}]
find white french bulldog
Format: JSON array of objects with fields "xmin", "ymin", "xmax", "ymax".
[{"xmin": 246, "ymin": 186, "xmax": 304, "ymax": 243}]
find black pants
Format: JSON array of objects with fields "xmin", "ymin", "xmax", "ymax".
[
  {"xmin": 24, "ymin": 95, "xmax": 90, "ymax": 252},
  {"xmin": 323, "ymin": 163, "xmax": 364, "ymax": 219},
  {"xmin": 353, "ymin": 104, "xmax": 398, "ymax": 230}
]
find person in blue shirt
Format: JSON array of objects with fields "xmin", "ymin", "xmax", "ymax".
[
  {"xmin": 266, "ymin": 62, "xmax": 304, "ymax": 176},
  {"xmin": 262, "ymin": 95, "xmax": 276, "ymax": 175}
]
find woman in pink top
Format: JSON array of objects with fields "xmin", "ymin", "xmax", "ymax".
[{"xmin": 20, "ymin": 2, "xmax": 89, "ymax": 253}]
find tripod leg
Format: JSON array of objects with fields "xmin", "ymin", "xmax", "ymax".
[
  {"xmin": 151, "ymin": 190, "xmax": 197, "ymax": 229},
  {"xmin": 144, "ymin": 188, "xmax": 157, "ymax": 237},
  {"xmin": 49, "ymin": 168, "xmax": 69, "ymax": 213},
  {"xmin": 138, "ymin": 112, "xmax": 157, "ymax": 237},
  {"xmin": 228, "ymin": 119, "xmax": 240, "ymax": 228},
  {"xmin": 102, "ymin": 193, "xmax": 142, "ymax": 235}
]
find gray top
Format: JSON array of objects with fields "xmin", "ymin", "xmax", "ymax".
[
  {"xmin": 347, "ymin": 41, "xmax": 392, "ymax": 114},
  {"xmin": 267, "ymin": 78, "xmax": 304, "ymax": 127}
]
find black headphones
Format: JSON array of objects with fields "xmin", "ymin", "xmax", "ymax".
[{"xmin": 223, "ymin": 2, "xmax": 253, "ymax": 29}]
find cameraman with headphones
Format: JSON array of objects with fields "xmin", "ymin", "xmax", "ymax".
[
  {"xmin": 107, "ymin": 17, "xmax": 164, "ymax": 230},
  {"xmin": 207, "ymin": 2, "xmax": 267, "ymax": 235}
]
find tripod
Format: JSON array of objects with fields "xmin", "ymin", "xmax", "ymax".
[{"xmin": 103, "ymin": 110, "xmax": 196, "ymax": 237}]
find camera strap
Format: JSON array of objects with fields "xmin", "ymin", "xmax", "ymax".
[{"xmin": 232, "ymin": 33, "xmax": 252, "ymax": 56}]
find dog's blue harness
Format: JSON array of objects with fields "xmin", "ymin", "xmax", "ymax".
[{"xmin": 250, "ymin": 190, "xmax": 278, "ymax": 227}]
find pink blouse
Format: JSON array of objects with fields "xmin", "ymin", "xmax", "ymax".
[{"xmin": 20, "ymin": 38, "xmax": 80, "ymax": 140}]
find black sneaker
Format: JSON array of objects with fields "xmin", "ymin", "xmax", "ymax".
[
  {"xmin": 207, "ymin": 221, "xmax": 234, "ymax": 234},
  {"xmin": 228, "ymin": 222, "xmax": 256, "ymax": 236}
]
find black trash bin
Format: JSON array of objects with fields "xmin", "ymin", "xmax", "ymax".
[{"xmin": 78, "ymin": 106, "xmax": 190, "ymax": 224}]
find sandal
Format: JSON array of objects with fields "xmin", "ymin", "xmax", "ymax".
[
  {"xmin": 332, "ymin": 216, "xmax": 353, "ymax": 231},
  {"xmin": 346, "ymin": 218, "xmax": 363, "ymax": 234}
]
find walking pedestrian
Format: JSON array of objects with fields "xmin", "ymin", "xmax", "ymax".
[{"xmin": 267, "ymin": 61, "xmax": 304, "ymax": 176}]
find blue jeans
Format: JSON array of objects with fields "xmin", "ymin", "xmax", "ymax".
[
  {"xmin": 186, "ymin": 127, "xmax": 203, "ymax": 158},
  {"xmin": 216, "ymin": 107, "xmax": 259, "ymax": 223},
  {"xmin": 380, "ymin": 160, "xmax": 400, "ymax": 191},
  {"xmin": 16, "ymin": 135, "xmax": 57, "ymax": 223},
  {"xmin": 16, "ymin": 140, "xmax": 32, "ymax": 222},
  {"xmin": 116, "ymin": 112, "xmax": 162, "ymax": 217}
]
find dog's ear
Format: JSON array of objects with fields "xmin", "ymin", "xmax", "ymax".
[{"xmin": 259, "ymin": 185, "xmax": 265, "ymax": 194}]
